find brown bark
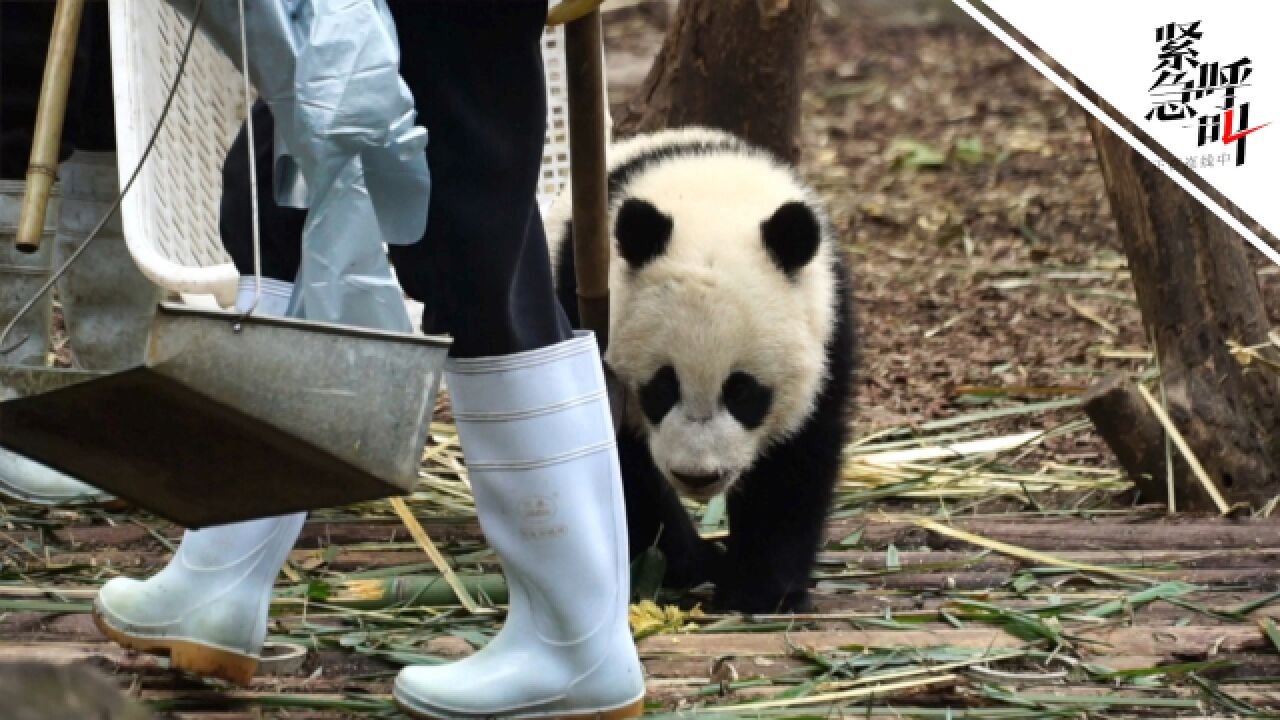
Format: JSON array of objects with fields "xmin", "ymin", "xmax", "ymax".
[
  {"xmin": 1081, "ymin": 372, "xmax": 1171, "ymax": 504},
  {"xmin": 565, "ymin": 11, "xmax": 612, "ymax": 348},
  {"xmin": 1083, "ymin": 101, "xmax": 1280, "ymax": 512},
  {"xmin": 613, "ymin": 0, "xmax": 814, "ymax": 163}
]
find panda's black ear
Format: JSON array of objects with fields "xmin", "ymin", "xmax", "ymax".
[
  {"xmin": 615, "ymin": 198, "xmax": 673, "ymax": 270},
  {"xmin": 761, "ymin": 201, "xmax": 821, "ymax": 278}
]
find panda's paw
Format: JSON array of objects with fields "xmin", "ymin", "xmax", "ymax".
[
  {"xmin": 713, "ymin": 585, "xmax": 813, "ymax": 615},
  {"xmin": 662, "ymin": 538, "xmax": 725, "ymax": 590}
]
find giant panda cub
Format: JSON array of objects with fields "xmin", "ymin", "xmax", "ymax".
[{"xmin": 547, "ymin": 127, "xmax": 856, "ymax": 613}]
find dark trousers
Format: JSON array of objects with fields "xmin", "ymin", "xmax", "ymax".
[{"xmin": 220, "ymin": 0, "xmax": 572, "ymax": 359}]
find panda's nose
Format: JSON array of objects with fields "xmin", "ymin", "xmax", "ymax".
[{"xmin": 672, "ymin": 471, "xmax": 724, "ymax": 489}]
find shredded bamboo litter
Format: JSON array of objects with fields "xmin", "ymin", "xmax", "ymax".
[{"xmin": 5, "ymin": 386, "xmax": 1280, "ymax": 717}]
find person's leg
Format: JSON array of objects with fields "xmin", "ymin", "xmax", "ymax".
[
  {"xmin": 386, "ymin": 1, "xmax": 571, "ymax": 358},
  {"xmin": 92, "ymin": 107, "xmax": 305, "ymax": 686},
  {"xmin": 219, "ymin": 101, "xmax": 306, "ymax": 285},
  {"xmin": 386, "ymin": 3, "xmax": 641, "ymax": 718},
  {"xmin": 67, "ymin": 1, "xmax": 116, "ymax": 155}
]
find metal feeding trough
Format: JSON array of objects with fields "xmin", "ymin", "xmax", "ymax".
[{"xmin": 0, "ymin": 303, "xmax": 450, "ymax": 527}]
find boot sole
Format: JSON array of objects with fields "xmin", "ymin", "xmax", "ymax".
[
  {"xmin": 0, "ymin": 487, "xmax": 126, "ymax": 510},
  {"xmin": 92, "ymin": 610, "xmax": 258, "ymax": 685},
  {"xmin": 395, "ymin": 696, "xmax": 645, "ymax": 720}
]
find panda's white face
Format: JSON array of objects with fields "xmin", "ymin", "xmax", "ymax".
[
  {"xmin": 615, "ymin": 274, "xmax": 783, "ymax": 500},
  {"xmin": 603, "ymin": 151, "xmax": 836, "ymax": 501}
]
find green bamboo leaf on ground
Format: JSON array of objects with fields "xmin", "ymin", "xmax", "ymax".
[
  {"xmin": 953, "ymin": 137, "xmax": 986, "ymax": 165},
  {"xmin": 1165, "ymin": 595, "xmax": 1245, "ymax": 623},
  {"xmin": 918, "ymin": 397, "xmax": 1080, "ymax": 431},
  {"xmin": 1092, "ymin": 659, "xmax": 1235, "ymax": 680},
  {"xmin": 836, "ymin": 527, "xmax": 863, "ymax": 547},
  {"xmin": 1010, "ymin": 572, "xmax": 1038, "ymax": 594},
  {"xmin": 885, "ymin": 543, "xmax": 900, "ymax": 570},
  {"xmin": 762, "ymin": 679, "xmax": 822, "ymax": 701},
  {"xmin": 947, "ymin": 599, "xmax": 1069, "ymax": 646},
  {"xmin": 1190, "ymin": 672, "xmax": 1262, "ymax": 716},
  {"xmin": 848, "ymin": 616, "xmax": 919, "ymax": 630},
  {"xmin": 1085, "ymin": 581, "xmax": 1199, "ymax": 618},
  {"xmin": 1233, "ymin": 589, "xmax": 1280, "ymax": 617},
  {"xmin": 1261, "ymin": 618, "xmax": 1280, "ymax": 654},
  {"xmin": 890, "ymin": 138, "xmax": 947, "ymax": 170}
]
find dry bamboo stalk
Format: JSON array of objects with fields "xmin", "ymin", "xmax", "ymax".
[
  {"xmin": 698, "ymin": 674, "xmax": 959, "ymax": 712},
  {"xmin": 16, "ymin": 0, "xmax": 85, "ymax": 253},
  {"xmin": 815, "ymin": 651, "xmax": 1026, "ymax": 694},
  {"xmin": 388, "ymin": 496, "xmax": 493, "ymax": 615},
  {"xmin": 858, "ymin": 431, "xmax": 1043, "ymax": 466},
  {"xmin": 1065, "ymin": 295, "xmax": 1119, "ymax": 335},
  {"xmin": 911, "ymin": 516, "xmax": 1156, "ymax": 583},
  {"xmin": 1136, "ymin": 384, "xmax": 1230, "ymax": 515}
]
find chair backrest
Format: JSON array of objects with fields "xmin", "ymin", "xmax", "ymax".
[{"xmin": 108, "ymin": 0, "xmax": 578, "ymax": 308}]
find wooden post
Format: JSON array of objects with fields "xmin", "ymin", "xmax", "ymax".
[
  {"xmin": 564, "ymin": 8, "xmax": 611, "ymax": 348},
  {"xmin": 16, "ymin": 0, "xmax": 85, "ymax": 253},
  {"xmin": 1083, "ymin": 100, "xmax": 1280, "ymax": 512},
  {"xmin": 1081, "ymin": 373, "xmax": 1171, "ymax": 505},
  {"xmin": 614, "ymin": 0, "xmax": 814, "ymax": 164}
]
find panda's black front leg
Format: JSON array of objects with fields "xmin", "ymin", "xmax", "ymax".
[
  {"xmin": 616, "ymin": 430, "xmax": 723, "ymax": 590},
  {"xmin": 716, "ymin": 439, "xmax": 839, "ymax": 614}
]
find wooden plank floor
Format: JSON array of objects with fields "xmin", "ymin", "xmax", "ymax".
[{"xmin": 4, "ymin": 513, "xmax": 1280, "ymax": 717}]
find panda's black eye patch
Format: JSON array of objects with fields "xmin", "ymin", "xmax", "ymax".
[
  {"xmin": 615, "ymin": 198, "xmax": 673, "ymax": 270},
  {"xmin": 761, "ymin": 201, "xmax": 821, "ymax": 278},
  {"xmin": 639, "ymin": 365, "xmax": 681, "ymax": 426},
  {"xmin": 721, "ymin": 372, "xmax": 772, "ymax": 429}
]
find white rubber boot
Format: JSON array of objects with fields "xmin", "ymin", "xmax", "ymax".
[
  {"xmin": 0, "ymin": 451, "xmax": 116, "ymax": 507},
  {"xmin": 394, "ymin": 332, "xmax": 645, "ymax": 720},
  {"xmin": 93, "ymin": 278, "xmax": 306, "ymax": 685}
]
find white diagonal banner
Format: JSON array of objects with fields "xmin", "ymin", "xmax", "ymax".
[{"xmin": 957, "ymin": 1, "xmax": 1280, "ymax": 268}]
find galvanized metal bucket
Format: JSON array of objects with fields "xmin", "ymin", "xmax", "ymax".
[
  {"xmin": 54, "ymin": 152, "xmax": 163, "ymax": 372},
  {"xmin": 0, "ymin": 180, "xmax": 58, "ymax": 368},
  {"xmin": 0, "ymin": 303, "xmax": 450, "ymax": 527}
]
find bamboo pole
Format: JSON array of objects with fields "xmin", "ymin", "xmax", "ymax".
[
  {"xmin": 388, "ymin": 497, "xmax": 494, "ymax": 616},
  {"xmin": 16, "ymin": 0, "xmax": 86, "ymax": 254},
  {"xmin": 564, "ymin": 9, "xmax": 611, "ymax": 348}
]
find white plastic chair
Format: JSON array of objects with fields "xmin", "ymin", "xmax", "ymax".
[{"xmin": 107, "ymin": 0, "xmax": 579, "ymax": 310}]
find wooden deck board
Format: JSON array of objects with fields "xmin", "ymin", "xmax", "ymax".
[{"xmin": 5, "ymin": 515, "xmax": 1280, "ymax": 717}]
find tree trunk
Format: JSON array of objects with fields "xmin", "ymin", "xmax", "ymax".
[
  {"xmin": 614, "ymin": 0, "xmax": 813, "ymax": 163},
  {"xmin": 1084, "ymin": 102, "xmax": 1280, "ymax": 512}
]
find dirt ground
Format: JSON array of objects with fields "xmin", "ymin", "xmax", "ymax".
[{"xmin": 606, "ymin": 0, "xmax": 1279, "ymax": 470}]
